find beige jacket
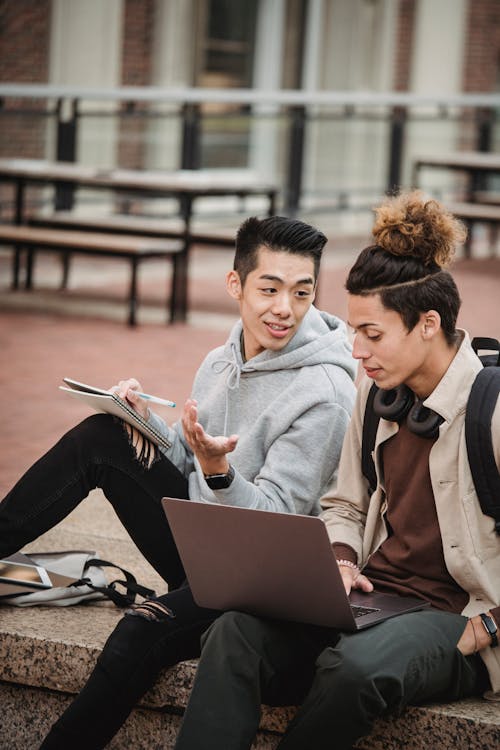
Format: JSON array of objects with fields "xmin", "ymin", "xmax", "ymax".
[{"xmin": 321, "ymin": 332, "xmax": 500, "ymax": 697}]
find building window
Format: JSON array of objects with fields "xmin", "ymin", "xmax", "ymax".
[
  {"xmin": 195, "ymin": 0, "xmax": 257, "ymax": 89},
  {"xmin": 194, "ymin": 0, "xmax": 257, "ymax": 168}
]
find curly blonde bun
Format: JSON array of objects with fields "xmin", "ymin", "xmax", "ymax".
[{"xmin": 372, "ymin": 190, "xmax": 466, "ymax": 268}]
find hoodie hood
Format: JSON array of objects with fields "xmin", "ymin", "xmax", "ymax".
[
  {"xmin": 151, "ymin": 304, "xmax": 356, "ymax": 518},
  {"xmin": 216, "ymin": 306, "xmax": 356, "ymax": 383}
]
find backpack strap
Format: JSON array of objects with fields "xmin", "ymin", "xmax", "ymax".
[
  {"xmin": 71, "ymin": 558, "xmax": 157, "ymax": 608},
  {"xmin": 465, "ymin": 367, "xmax": 500, "ymax": 535},
  {"xmin": 361, "ymin": 339, "xmax": 500, "ymax": 533},
  {"xmin": 361, "ymin": 383, "xmax": 380, "ymax": 495},
  {"xmin": 471, "ymin": 336, "xmax": 500, "ymax": 368}
]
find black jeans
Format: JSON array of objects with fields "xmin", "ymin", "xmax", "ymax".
[
  {"xmin": 0, "ymin": 413, "xmax": 188, "ymax": 587},
  {"xmin": 40, "ymin": 585, "xmax": 221, "ymax": 749},
  {"xmin": 0, "ymin": 413, "xmax": 223, "ymax": 748}
]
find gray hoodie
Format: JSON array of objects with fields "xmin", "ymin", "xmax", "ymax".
[{"xmin": 148, "ymin": 306, "xmax": 356, "ymax": 516}]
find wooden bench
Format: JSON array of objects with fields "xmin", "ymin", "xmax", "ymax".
[
  {"xmin": 447, "ymin": 201, "xmax": 500, "ymax": 258},
  {"xmin": 472, "ymin": 191, "xmax": 500, "ymax": 206},
  {"xmin": 0, "ymin": 224, "xmax": 184, "ymax": 326},
  {"xmin": 29, "ymin": 211, "xmax": 237, "ymax": 246},
  {"xmin": 29, "ymin": 210, "xmax": 236, "ymax": 287},
  {"xmin": 26, "ymin": 211, "xmax": 238, "ymax": 321}
]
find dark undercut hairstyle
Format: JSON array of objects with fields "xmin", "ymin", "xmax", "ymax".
[
  {"xmin": 346, "ymin": 191, "xmax": 466, "ymax": 346},
  {"xmin": 234, "ymin": 215, "xmax": 327, "ymax": 286}
]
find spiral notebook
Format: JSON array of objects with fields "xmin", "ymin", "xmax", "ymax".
[{"xmin": 59, "ymin": 377, "xmax": 172, "ymax": 450}]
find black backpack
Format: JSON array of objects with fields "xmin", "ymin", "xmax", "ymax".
[{"xmin": 361, "ymin": 337, "xmax": 500, "ymax": 535}]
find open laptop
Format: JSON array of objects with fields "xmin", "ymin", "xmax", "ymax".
[{"xmin": 162, "ymin": 498, "xmax": 430, "ymax": 631}]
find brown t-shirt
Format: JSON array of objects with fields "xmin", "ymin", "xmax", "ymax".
[{"xmin": 363, "ymin": 421, "xmax": 469, "ymax": 614}]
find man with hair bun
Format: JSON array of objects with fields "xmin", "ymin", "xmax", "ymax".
[{"xmin": 173, "ymin": 191, "xmax": 500, "ymax": 750}]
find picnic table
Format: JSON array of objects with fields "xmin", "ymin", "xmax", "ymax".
[
  {"xmin": 412, "ymin": 150, "xmax": 500, "ymax": 199},
  {"xmin": 0, "ymin": 159, "xmax": 278, "ymax": 321},
  {"xmin": 412, "ymin": 151, "xmax": 500, "ymax": 257}
]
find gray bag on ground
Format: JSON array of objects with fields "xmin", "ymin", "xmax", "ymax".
[{"xmin": 1, "ymin": 550, "xmax": 155, "ymax": 607}]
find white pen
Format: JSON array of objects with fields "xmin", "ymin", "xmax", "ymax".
[
  {"xmin": 135, "ymin": 392, "xmax": 176, "ymax": 408},
  {"xmin": 112, "ymin": 386, "xmax": 176, "ymax": 408}
]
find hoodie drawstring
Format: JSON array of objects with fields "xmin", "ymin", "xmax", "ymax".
[{"xmin": 211, "ymin": 342, "xmax": 241, "ymax": 435}]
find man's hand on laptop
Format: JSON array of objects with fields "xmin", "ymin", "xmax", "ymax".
[
  {"xmin": 338, "ymin": 561, "xmax": 374, "ymax": 596},
  {"xmin": 182, "ymin": 399, "xmax": 239, "ymax": 476}
]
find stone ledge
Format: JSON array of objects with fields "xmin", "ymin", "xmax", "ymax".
[
  {"xmin": 0, "ymin": 617, "xmax": 292, "ymax": 734},
  {"xmin": 0, "ymin": 682, "xmax": 284, "ymax": 750},
  {"xmin": 1, "ymin": 603, "xmax": 498, "ymax": 750},
  {"xmin": 1, "ymin": 527, "xmax": 498, "ymax": 749},
  {"xmin": 354, "ymin": 698, "xmax": 500, "ymax": 750},
  {"xmin": 1, "ymin": 677, "xmax": 498, "ymax": 750}
]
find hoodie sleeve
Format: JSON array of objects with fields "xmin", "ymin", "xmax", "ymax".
[
  {"xmin": 209, "ymin": 396, "xmax": 353, "ymax": 516},
  {"xmin": 144, "ymin": 347, "xmax": 222, "ymax": 477},
  {"xmin": 146, "ymin": 410, "xmax": 195, "ymax": 477}
]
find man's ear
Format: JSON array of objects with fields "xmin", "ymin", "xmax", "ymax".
[
  {"xmin": 421, "ymin": 310, "xmax": 441, "ymax": 340},
  {"xmin": 226, "ymin": 270, "xmax": 242, "ymax": 300}
]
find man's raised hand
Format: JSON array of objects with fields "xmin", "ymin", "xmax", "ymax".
[{"xmin": 182, "ymin": 398, "xmax": 238, "ymax": 476}]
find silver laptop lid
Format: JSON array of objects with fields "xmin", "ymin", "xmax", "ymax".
[{"xmin": 162, "ymin": 498, "xmax": 357, "ymax": 629}]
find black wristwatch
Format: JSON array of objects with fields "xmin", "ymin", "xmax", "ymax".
[
  {"xmin": 480, "ymin": 613, "xmax": 499, "ymax": 648},
  {"xmin": 204, "ymin": 464, "xmax": 235, "ymax": 490}
]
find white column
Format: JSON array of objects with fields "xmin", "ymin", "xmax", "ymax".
[
  {"xmin": 151, "ymin": 0, "xmax": 195, "ymax": 87},
  {"xmin": 252, "ymin": 0, "xmax": 285, "ymax": 92},
  {"xmin": 306, "ymin": 0, "xmax": 397, "ymax": 232},
  {"xmin": 342, "ymin": 0, "xmax": 397, "ymax": 205},
  {"xmin": 406, "ymin": 0, "xmax": 468, "ymax": 193},
  {"xmin": 302, "ymin": 0, "xmax": 325, "ymax": 92},
  {"xmin": 49, "ymin": 0, "xmax": 123, "ymax": 167},
  {"xmin": 367, "ymin": 0, "xmax": 397, "ymax": 92},
  {"xmin": 410, "ymin": 0, "xmax": 467, "ymax": 95},
  {"xmin": 248, "ymin": 0, "xmax": 286, "ymax": 178},
  {"xmin": 147, "ymin": 0, "xmax": 196, "ymax": 171},
  {"xmin": 300, "ymin": 0, "xmax": 324, "ymax": 209}
]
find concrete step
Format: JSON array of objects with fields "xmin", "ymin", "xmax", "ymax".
[
  {"xmin": 2, "ymin": 611, "xmax": 498, "ymax": 750},
  {"xmin": 1, "ymin": 525, "xmax": 498, "ymax": 749},
  {"xmin": 0, "ymin": 675, "xmax": 296, "ymax": 749}
]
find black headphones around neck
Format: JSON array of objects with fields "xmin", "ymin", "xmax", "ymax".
[{"xmin": 372, "ymin": 384, "xmax": 443, "ymax": 438}]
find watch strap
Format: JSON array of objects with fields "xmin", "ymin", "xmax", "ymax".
[
  {"xmin": 480, "ymin": 612, "xmax": 499, "ymax": 648},
  {"xmin": 204, "ymin": 464, "xmax": 235, "ymax": 490}
]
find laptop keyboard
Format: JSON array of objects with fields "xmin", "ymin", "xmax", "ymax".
[{"xmin": 351, "ymin": 604, "xmax": 381, "ymax": 618}]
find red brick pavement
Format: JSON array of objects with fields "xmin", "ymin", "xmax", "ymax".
[{"xmin": 0, "ymin": 247, "xmax": 499, "ymax": 498}]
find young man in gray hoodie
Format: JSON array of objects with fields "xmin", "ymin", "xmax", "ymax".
[{"xmin": 2, "ymin": 215, "xmax": 356, "ymax": 749}]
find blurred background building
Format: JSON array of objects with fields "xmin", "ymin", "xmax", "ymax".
[{"xmin": 0, "ymin": 0, "xmax": 499, "ymax": 230}]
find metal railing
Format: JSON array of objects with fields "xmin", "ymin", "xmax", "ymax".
[{"xmin": 1, "ymin": 84, "xmax": 499, "ymax": 218}]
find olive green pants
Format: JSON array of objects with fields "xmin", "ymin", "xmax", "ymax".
[{"xmin": 175, "ymin": 609, "xmax": 486, "ymax": 750}]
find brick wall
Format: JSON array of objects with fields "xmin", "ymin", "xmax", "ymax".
[
  {"xmin": 0, "ymin": 0, "xmax": 50, "ymax": 84},
  {"xmin": 0, "ymin": 0, "xmax": 498, "ymax": 194},
  {"xmin": 0, "ymin": 0, "xmax": 51, "ymax": 215},
  {"xmin": 117, "ymin": 0, "xmax": 154, "ymax": 170},
  {"xmin": 463, "ymin": 0, "xmax": 500, "ymax": 92},
  {"xmin": 120, "ymin": 0, "xmax": 154, "ymax": 87},
  {"xmin": 393, "ymin": 0, "xmax": 416, "ymax": 91},
  {"xmin": 461, "ymin": 0, "xmax": 499, "ymax": 150},
  {"xmin": 0, "ymin": 0, "xmax": 51, "ymax": 160},
  {"xmin": 393, "ymin": 0, "xmax": 500, "ymax": 95}
]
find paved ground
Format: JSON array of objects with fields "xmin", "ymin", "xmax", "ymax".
[{"xmin": 0, "ymin": 226, "xmax": 498, "ymax": 561}]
